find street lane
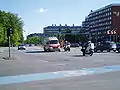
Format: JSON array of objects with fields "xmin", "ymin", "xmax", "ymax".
[
  {"xmin": 0, "ymin": 47, "xmax": 120, "ymax": 90},
  {"xmin": 0, "ymin": 47, "xmax": 120, "ymax": 77},
  {"xmin": 0, "ymin": 71, "xmax": 120, "ymax": 90}
]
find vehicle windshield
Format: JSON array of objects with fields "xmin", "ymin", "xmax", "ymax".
[{"xmin": 49, "ymin": 40, "xmax": 59, "ymax": 44}]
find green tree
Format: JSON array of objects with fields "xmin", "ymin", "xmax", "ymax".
[
  {"xmin": 25, "ymin": 36, "xmax": 41, "ymax": 44},
  {"xmin": 0, "ymin": 24, "xmax": 4, "ymax": 46},
  {"xmin": 65, "ymin": 28, "xmax": 72, "ymax": 33},
  {"xmin": 0, "ymin": 10, "xmax": 24, "ymax": 46}
]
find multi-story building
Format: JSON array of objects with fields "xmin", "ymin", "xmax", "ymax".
[
  {"xmin": 43, "ymin": 24, "xmax": 82, "ymax": 36},
  {"xmin": 82, "ymin": 4, "xmax": 120, "ymax": 43},
  {"xmin": 27, "ymin": 33, "xmax": 44, "ymax": 39}
]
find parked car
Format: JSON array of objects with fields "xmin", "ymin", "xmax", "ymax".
[
  {"xmin": 18, "ymin": 45, "xmax": 26, "ymax": 50},
  {"xmin": 116, "ymin": 43, "xmax": 120, "ymax": 53},
  {"xmin": 94, "ymin": 41, "xmax": 116, "ymax": 52},
  {"xmin": 70, "ymin": 43, "xmax": 79, "ymax": 47},
  {"xmin": 29, "ymin": 44, "xmax": 35, "ymax": 47}
]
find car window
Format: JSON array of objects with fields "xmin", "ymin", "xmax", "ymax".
[{"xmin": 19, "ymin": 45, "xmax": 24, "ymax": 46}]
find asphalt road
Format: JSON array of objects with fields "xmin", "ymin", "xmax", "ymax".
[{"xmin": 0, "ymin": 46, "xmax": 120, "ymax": 90}]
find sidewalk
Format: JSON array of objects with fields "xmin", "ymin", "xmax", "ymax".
[
  {"xmin": 0, "ymin": 47, "xmax": 18, "ymax": 52},
  {"xmin": 0, "ymin": 47, "xmax": 8, "ymax": 53}
]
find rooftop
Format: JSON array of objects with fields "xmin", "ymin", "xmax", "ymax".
[
  {"xmin": 90, "ymin": 3, "xmax": 120, "ymax": 14},
  {"xmin": 44, "ymin": 25, "xmax": 82, "ymax": 29}
]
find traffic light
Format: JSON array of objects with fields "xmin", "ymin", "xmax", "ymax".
[{"xmin": 7, "ymin": 28, "xmax": 13, "ymax": 37}]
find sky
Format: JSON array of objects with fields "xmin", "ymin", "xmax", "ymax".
[{"xmin": 0, "ymin": 0, "xmax": 120, "ymax": 39}]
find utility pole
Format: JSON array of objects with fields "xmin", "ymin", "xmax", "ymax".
[
  {"xmin": 7, "ymin": 28, "xmax": 13, "ymax": 58},
  {"xmin": 8, "ymin": 36, "xmax": 11, "ymax": 57}
]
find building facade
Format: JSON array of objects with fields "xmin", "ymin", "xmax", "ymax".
[
  {"xmin": 43, "ymin": 24, "xmax": 82, "ymax": 36},
  {"xmin": 27, "ymin": 33, "xmax": 44, "ymax": 39},
  {"xmin": 82, "ymin": 4, "xmax": 120, "ymax": 43}
]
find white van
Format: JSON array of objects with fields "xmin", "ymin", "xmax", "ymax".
[{"xmin": 43, "ymin": 37, "xmax": 61, "ymax": 52}]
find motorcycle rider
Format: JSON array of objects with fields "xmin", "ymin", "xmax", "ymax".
[
  {"xmin": 63, "ymin": 41, "xmax": 70, "ymax": 51},
  {"xmin": 64, "ymin": 41, "xmax": 70, "ymax": 46},
  {"xmin": 86, "ymin": 41, "xmax": 95, "ymax": 52}
]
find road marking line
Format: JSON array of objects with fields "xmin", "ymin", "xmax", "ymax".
[
  {"xmin": 0, "ymin": 65, "xmax": 120, "ymax": 85},
  {"xmin": 39, "ymin": 60, "xmax": 48, "ymax": 62}
]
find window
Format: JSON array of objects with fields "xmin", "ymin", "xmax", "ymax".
[
  {"xmin": 110, "ymin": 17, "xmax": 111, "ymax": 20},
  {"xmin": 110, "ymin": 12, "xmax": 112, "ymax": 15},
  {"xmin": 104, "ymin": 9, "xmax": 106, "ymax": 12},
  {"xmin": 110, "ymin": 21, "xmax": 111, "ymax": 24}
]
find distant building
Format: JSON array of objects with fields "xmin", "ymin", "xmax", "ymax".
[
  {"xmin": 43, "ymin": 24, "xmax": 83, "ymax": 36},
  {"xmin": 82, "ymin": 4, "xmax": 120, "ymax": 42},
  {"xmin": 27, "ymin": 33, "xmax": 44, "ymax": 39}
]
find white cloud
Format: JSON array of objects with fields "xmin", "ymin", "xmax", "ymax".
[{"xmin": 36, "ymin": 8, "xmax": 49, "ymax": 13}]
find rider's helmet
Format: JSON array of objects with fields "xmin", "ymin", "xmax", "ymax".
[
  {"xmin": 65, "ymin": 41, "xmax": 68, "ymax": 43},
  {"xmin": 88, "ymin": 41, "xmax": 91, "ymax": 44},
  {"xmin": 98, "ymin": 42, "xmax": 100, "ymax": 44}
]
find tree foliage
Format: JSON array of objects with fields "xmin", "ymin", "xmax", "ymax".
[
  {"xmin": 49, "ymin": 33, "xmax": 87, "ymax": 43},
  {"xmin": 25, "ymin": 36, "xmax": 41, "ymax": 44},
  {"xmin": 65, "ymin": 34, "xmax": 87, "ymax": 43},
  {"xmin": 0, "ymin": 10, "xmax": 24, "ymax": 46},
  {"xmin": 65, "ymin": 29, "xmax": 72, "ymax": 33}
]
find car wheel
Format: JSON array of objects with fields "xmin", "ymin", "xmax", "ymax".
[
  {"xmin": 113, "ymin": 50, "xmax": 116, "ymax": 52},
  {"xmin": 107, "ymin": 49, "xmax": 110, "ymax": 52},
  {"xmin": 90, "ymin": 52, "xmax": 93, "ymax": 56},
  {"xmin": 100, "ymin": 50, "xmax": 103, "ymax": 52},
  {"xmin": 94, "ymin": 49, "xmax": 97, "ymax": 52},
  {"xmin": 58, "ymin": 49, "xmax": 61, "ymax": 52},
  {"xmin": 118, "ymin": 49, "xmax": 120, "ymax": 53},
  {"xmin": 64, "ymin": 49, "xmax": 67, "ymax": 51},
  {"xmin": 68, "ymin": 48, "xmax": 70, "ymax": 51},
  {"xmin": 44, "ymin": 48, "xmax": 47, "ymax": 52},
  {"xmin": 83, "ymin": 53, "xmax": 85, "ymax": 56}
]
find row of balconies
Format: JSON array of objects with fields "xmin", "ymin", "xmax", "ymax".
[{"xmin": 88, "ymin": 7, "xmax": 112, "ymax": 18}]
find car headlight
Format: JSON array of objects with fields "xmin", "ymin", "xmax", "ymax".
[{"xmin": 49, "ymin": 47, "xmax": 53, "ymax": 49}]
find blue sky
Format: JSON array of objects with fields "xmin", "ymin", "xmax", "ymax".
[{"xmin": 0, "ymin": 0, "xmax": 120, "ymax": 38}]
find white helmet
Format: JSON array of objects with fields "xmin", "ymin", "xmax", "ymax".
[{"xmin": 88, "ymin": 41, "xmax": 91, "ymax": 43}]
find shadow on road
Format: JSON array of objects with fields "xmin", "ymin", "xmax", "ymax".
[
  {"xmin": 26, "ymin": 50, "xmax": 50, "ymax": 53},
  {"xmin": 72, "ymin": 54, "xmax": 84, "ymax": 57}
]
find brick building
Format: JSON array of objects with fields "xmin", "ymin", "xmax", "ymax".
[{"xmin": 82, "ymin": 4, "xmax": 120, "ymax": 43}]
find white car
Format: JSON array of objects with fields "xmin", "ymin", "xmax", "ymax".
[{"xmin": 18, "ymin": 45, "xmax": 26, "ymax": 50}]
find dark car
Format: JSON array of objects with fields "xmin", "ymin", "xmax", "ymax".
[
  {"xmin": 70, "ymin": 43, "xmax": 79, "ymax": 47},
  {"xmin": 94, "ymin": 41, "xmax": 116, "ymax": 52},
  {"xmin": 116, "ymin": 43, "xmax": 120, "ymax": 53}
]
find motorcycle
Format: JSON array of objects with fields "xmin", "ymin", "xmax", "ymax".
[
  {"xmin": 81, "ymin": 47, "xmax": 94, "ymax": 56},
  {"xmin": 63, "ymin": 44, "xmax": 70, "ymax": 52}
]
